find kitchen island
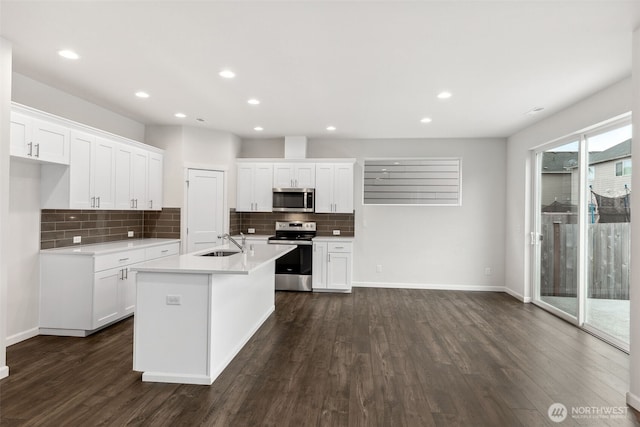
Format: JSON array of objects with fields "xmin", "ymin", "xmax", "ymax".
[{"xmin": 131, "ymin": 243, "xmax": 294, "ymax": 385}]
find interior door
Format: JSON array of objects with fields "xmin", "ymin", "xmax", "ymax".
[{"xmin": 186, "ymin": 169, "xmax": 225, "ymax": 253}]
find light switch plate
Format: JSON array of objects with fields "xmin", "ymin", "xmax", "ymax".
[
  {"xmin": 73, "ymin": 236, "xmax": 81, "ymax": 244},
  {"xmin": 128, "ymin": 231, "xmax": 134, "ymax": 237},
  {"xmin": 248, "ymin": 228, "xmax": 256, "ymax": 234},
  {"xmin": 333, "ymin": 229, "xmax": 341, "ymax": 235}
]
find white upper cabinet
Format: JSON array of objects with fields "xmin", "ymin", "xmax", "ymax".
[
  {"xmin": 236, "ymin": 163, "xmax": 273, "ymax": 212},
  {"xmin": 147, "ymin": 152, "xmax": 163, "ymax": 211},
  {"xmin": 273, "ymin": 163, "xmax": 316, "ymax": 188},
  {"xmin": 315, "ymin": 163, "xmax": 354, "ymax": 213},
  {"xmin": 10, "ymin": 111, "xmax": 70, "ymax": 165},
  {"xmin": 24, "ymin": 103, "xmax": 164, "ymax": 211}
]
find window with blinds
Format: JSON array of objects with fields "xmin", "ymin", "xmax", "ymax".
[{"xmin": 363, "ymin": 158, "xmax": 461, "ymax": 205}]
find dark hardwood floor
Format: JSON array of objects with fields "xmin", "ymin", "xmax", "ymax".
[{"xmin": 1, "ymin": 289, "xmax": 638, "ymax": 426}]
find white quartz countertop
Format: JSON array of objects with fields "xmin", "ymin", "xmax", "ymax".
[
  {"xmin": 312, "ymin": 236, "xmax": 355, "ymax": 242},
  {"xmin": 40, "ymin": 238, "xmax": 181, "ymax": 256},
  {"xmin": 132, "ymin": 243, "xmax": 295, "ymax": 275}
]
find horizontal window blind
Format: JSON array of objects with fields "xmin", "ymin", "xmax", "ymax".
[{"xmin": 363, "ymin": 158, "xmax": 461, "ymax": 205}]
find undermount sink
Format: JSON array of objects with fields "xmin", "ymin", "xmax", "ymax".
[{"xmin": 200, "ymin": 250, "xmax": 240, "ymax": 257}]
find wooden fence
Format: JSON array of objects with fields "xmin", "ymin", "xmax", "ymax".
[{"xmin": 540, "ymin": 221, "xmax": 630, "ymax": 300}]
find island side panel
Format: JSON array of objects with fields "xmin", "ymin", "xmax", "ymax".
[
  {"xmin": 133, "ymin": 272, "xmax": 211, "ymax": 384},
  {"xmin": 209, "ymin": 260, "xmax": 276, "ymax": 380}
]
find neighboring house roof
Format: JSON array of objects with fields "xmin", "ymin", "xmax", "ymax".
[
  {"xmin": 542, "ymin": 152, "xmax": 578, "ymax": 173},
  {"xmin": 589, "ymin": 139, "xmax": 631, "ymax": 165},
  {"xmin": 544, "ymin": 139, "xmax": 632, "ymax": 172}
]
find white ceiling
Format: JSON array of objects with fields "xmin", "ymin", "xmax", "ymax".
[{"xmin": 1, "ymin": 1, "xmax": 639, "ymax": 139}]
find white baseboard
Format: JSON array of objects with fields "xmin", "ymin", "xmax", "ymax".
[
  {"xmin": 504, "ymin": 287, "xmax": 532, "ymax": 303},
  {"xmin": 627, "ymin": 392, "xmax": 640, "ymax": 411},
  {"xmin": 0, "ymin": 365, "xmax": 8, "ymax": 380},
  {"xmin": 352, "ymin": 281, "xmax": 506, "ymax": 293},
  {"xmin": 6, "ymin": 327, "xmax": 39, "ymax": 347}
]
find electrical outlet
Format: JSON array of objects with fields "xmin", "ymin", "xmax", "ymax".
[
  {"xmin": 485, "ymin": 267, "xmax": 492, "ymax": 276},
  {"xmin": 333, "ymin": 229, "xmax": 341, "ymax": 235},
  {"xmin": 166, "ymin": 295, "xmax": 181, "ymax": 305},
  {"xmin": 248, "ymin": 228, "xmax": 256, "ymax": 234},
  {"xmin": 128, "ymin": 231, "xmax": 134, "ymax": 237},
  {"xmin": 73, "ymin": 236, "xmax": 81, "ymax": 244},
  {"xmin": 376, "ymin": 264, "xmax": 383, "ymax": 273}
]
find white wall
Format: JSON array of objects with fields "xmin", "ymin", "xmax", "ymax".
[
  {"xmin": 241, "ymin": 137, "xmax": 507, "ymax": 289},
  {"xmin": 12, "ymin": 73, "xmax": 145, "ymax": 142},
  {"xmin": 7, "ymin": 161, "xmax": 40, "ymax": 344},
  {"xmin": 0, "ymin": 37, "xmax": 12, "ymax": 378},
  {"xmin": 505, "ymin": 77, "xmax": 632, "ymax": 301},
  {"xmin": 626, "ymin": 28, "xmax": 640, "ymax": 412}
]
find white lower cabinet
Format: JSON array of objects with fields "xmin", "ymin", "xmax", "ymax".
[
  {"xmin": 40, "ymin": 241, "xmax": 179, "ymax": 336},
  {"xmin": 312, "ymin": 239, "xmax": 353, "ymax": 293}
]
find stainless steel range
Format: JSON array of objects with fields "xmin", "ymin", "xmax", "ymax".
[{"xmin": 268, "ymin": 221, "xmax": 316, "ymax": 291}]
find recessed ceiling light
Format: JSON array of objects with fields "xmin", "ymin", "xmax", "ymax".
[
  {"xmin": 219, "ymin": 69, "xmax": 235, "ymax": 79},
  {"xmin": 58, "ymin": 49, "xmax": 79, "ymax": 60},
  {"xmin": 525, "ymin": 106, "xmax": 545, "ymax": 115},
  {"xmin": 174, "ymin": 113, "xmax": 186, "ymax": 118},
  {"xmin": 254, "ymin": 126, "xmax": 263, "ymax": 131},
  {"xmin": 437, "ymin": 91, "xmax": 452, "ymax": 99},
  {"xmin": 420, "ymin": 117, "xmax": 432, "ymax": 123},
  {"xmin": 135, "ymin": 91, "xmax": 150, "ymax": 98},
  {"xmin": 326, "ymin": 126, "xmax": 336, "ymax": 131},
  {"xmin": 247, "ymin": 98, "xmax": 260, "ymax": 105}
]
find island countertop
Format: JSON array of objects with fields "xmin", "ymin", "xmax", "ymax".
[{"xmin": 131, "ymin": 243, "xmax": 294, "ymax": 275}]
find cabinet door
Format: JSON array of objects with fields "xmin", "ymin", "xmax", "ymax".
[
  {"xmin": 115, "ymin": 144, "xmax": 134, "ymax": 209},
  {"xmin": 333, "ymin": 163, "xmax": 354, "ymax": 213},
  {"xmin": 69, "ymin": 131, "xmax": 95, "ymax": 209},
  {"xmin": 93, "ymin": 137, "xmax": 116, "ymax": 209},
  {"xmin": 312, "ymin": 242, "xmax": 327, "ymax": 289},
  {"xmin": 295, "ymin": 164, "xmax": 316, "ymax": 188},
  {"xmin": 314, "ymin": 164, "xmax": 334, "ymax": 213},
  {"xmin": 327, "ymin": 252, "xmax": 352, "ymax": 290},
  {"xmin": 147, "ymin": 152, "xmax": 163, "ymax": 210},
  {"xmin": 9, "ymin": 112, "xmax": 30, "ymax": 158},
  {"xmin": 132, "ymin": 149, "xmax": 148, "ymax": 210},
  {"xmin": 273, "ymin": 163, "xmax": 294, "ymax": 188},
  {"xmin": 94, "ymin": 268, "xmax": 121, "ymax": 329},
  {"xmin": 118, "ymin": 267, "xmax": 136, "ymax": 316},
  {"xmin": 32, "ymin": 118, "xmax": 70, "ymax": 164},
  {"xmin": 253, "ymin": 164, "xmax": 273, "ymax": 212},
  {"xmin": 236, "ymin": 164, "xmax": 255, "ymax": 212}
]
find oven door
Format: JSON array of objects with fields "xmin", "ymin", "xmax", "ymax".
[{"xmin": 275, "ymin": 244, "xmax": 312, "ymax": 275}]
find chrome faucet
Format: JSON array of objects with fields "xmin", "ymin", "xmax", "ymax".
[{"xmin": 218, "ymin": 233, "xmax": 245, "ymax": 252}]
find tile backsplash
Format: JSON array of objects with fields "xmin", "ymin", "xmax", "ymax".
[
  {"xmin": 230, "ymin": 210, "xmax": 354, "ymax": 237},
  {"xmin": 41, "ymin": 207, "xmax": 181, "ymax": 249}
]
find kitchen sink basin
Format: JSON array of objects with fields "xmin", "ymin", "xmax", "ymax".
[{"xmin": 200, "ymin": 250, "xmax": 240, "ymax": 257}]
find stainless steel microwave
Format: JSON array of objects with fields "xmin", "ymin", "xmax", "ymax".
[{"xmin": 272, "ymin": 188, "xmax": 315, "ymax": 212}]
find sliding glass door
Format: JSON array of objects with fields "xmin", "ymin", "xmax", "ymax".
[{"xmin": 534, "ymin": 118, "xmax": 631, "ymax": 350}]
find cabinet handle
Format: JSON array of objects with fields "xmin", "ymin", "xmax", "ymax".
[
  {"xmin": 149, "ymin": 200, "xmax": 153, "ymax": 209},
  {"xmin": 27, "ymin": 142, "xmax": 33, "ymax": 156},
  {"xmin": 125, "ymin": 268, "xmax": 128, "ymax": 279},
  {"xmin": 161, "ymin": 249, "xmax": 169, "ymax": 253},
  {"xmin": 130, "ymin": 199, "xmax": 135, "ymax": 208},
  {"xmin": 136, "ymin": 199, "xmax": 139, "ymax": 208},
  {"xmin": 119, "ymin": 268, "xmax": 124, "ymax": 280},
  {"xmin": 335, "ymin": 246, "xmax": 344, "ymax": 249},
  {"xmin": 91, "ymin": 197, "xmax": 95, "ymax": 208},
  {"xmin": 328, "ymin": 254, "xmax": 331, "ymax": 262},
  {"xmin": 119, "ymin": 257, "xmax": 129, "ymax": 262},
  {"xmin": 34, "ymin": 143, "xmax": 40, "ymax": 157},
  {"xmin": 96, "ymin": 197, "xmax": 100, "ymax": 208}
]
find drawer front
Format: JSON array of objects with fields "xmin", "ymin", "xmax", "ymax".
[
  {"xmin": 94, "ymin": 249, "xmax": 146, "ymax": 272},
  {"xmin": 145, "ymin": 243, "xmax": 180, "ymax": 260},
  {"xmin": 328, "ymin": 242, "xmax": 352, "ymax": 253}
]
